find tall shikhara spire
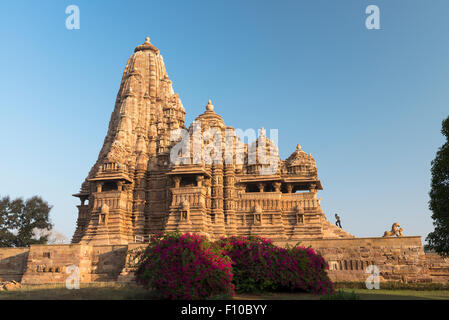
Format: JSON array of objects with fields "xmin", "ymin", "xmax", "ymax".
[
  {"xmin": 72, "ymin": 37, "xmax": 185, "ymax": 244},
  {"xmin": 72, "ymin": 38, "xmax": 353, "ymax": 245}
]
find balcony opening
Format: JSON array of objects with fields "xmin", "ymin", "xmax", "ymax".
[
  {"xmin": 281, "ymin": 184, "xmax": 288, "ymax": 193},
  {"xmin": 103, "ymin": 181, "xmax": 117, "ymax": 192},
  {"xmin": 180, "ymin": 176, "xmax": 196, "ymax": 187},
  {"xmin": 245, "ymin": 184, "xmax": 259, "ymax": 193},
  {"xmin": 293, "ymin": 185, "xmax": 309, "ymax": 193}
]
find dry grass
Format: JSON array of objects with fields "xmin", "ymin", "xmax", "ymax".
[
  {"xmin": 0, "ymin": 282, "xmax": 155, "ymax": 300},
  {"xmin": 1, "ymin": 283, "xmax": 449, "ymax": 300}
]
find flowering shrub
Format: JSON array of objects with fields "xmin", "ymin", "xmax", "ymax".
[
  {"xmin": 216, "ymin": 236, "xmax": 334, "ymax": 295},
  {"xmin": 134, "ymin": 232, "xmax": 234, "ymax": 300}
]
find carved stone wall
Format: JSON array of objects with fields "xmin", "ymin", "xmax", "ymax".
[
  {"xmin": 1, "ymin": 238, "xmax": 449, "ymax": 284},
  {"xmin": 279, "ymin": 237, "xmax": 442, "ymax": 283},
  {"xmin": 0, "ymin": 248, "xmax": 29, "ymax": 282}
]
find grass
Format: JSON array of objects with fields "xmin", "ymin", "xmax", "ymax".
[
  {"xmin": 0, "ymin": 282, "xmax": 156, "ymax": 300},
  {"xmin": 320, "ymin": 289, "xmax": 360, "ymax": 300},
  {"xmin": 341, "ymin": 288, "xmax": 449, "ymax": 300},
  {"xmin": 334, "ymin": 281, "xmax": 449, "ymax": 291},
  {"xmin": 1, "ymin": 282, "xmax": 449, "ymax": 300}
]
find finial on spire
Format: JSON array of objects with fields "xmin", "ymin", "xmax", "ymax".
[
  {"xmin": 206, "ymin": 99, "xmax": 214, "ymax": 111},
  {"xmin": 259, "ymin": 127, "xmax": 266, "ymax": 136},
  {"xmin": 297, "ymin": 144, "xmax": 302, "ymax": 150},
  {"xmin": 145, "ymin": 37, "xmax": 150, "ymax": 43}
]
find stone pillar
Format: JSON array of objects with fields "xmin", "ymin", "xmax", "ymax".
[
  {"xmin": 96, "ymin": 182, "xmax": 104, "ymax": 193},
  {"xmin": 211, "ymin": 164, "xmax": 225, "ymax": 237},
  {"xmin": 133, "ymin": 169, "xmax": 147, "ymax": 238},
  {"xmin": 196, "ymin": 175, "xmax": 204, "ymax": 187},
  {"xmin": 173, "ymin": 176, "xmax": 181, "ymax": 188},
  {"xmin": 223, "ymin": 165, "xmax": 236, "ymax": 235},
  {"xmin": 273, "ymin": 182, "xmax": 281, "ymax": 193}
]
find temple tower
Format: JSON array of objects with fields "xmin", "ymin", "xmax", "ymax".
[
  {"xmin": 72, "ymin": 38, "xmax": 353, "ymax": 245},
  {"xmin": 73, "ymin": 37, "xmax": 185, "ymax": 244}
]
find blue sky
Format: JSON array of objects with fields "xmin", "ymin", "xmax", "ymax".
[{"xmin": 0, "ymin": 0, "xmax": 448, "ymax": 241}]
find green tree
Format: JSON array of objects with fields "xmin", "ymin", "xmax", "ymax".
[
  {"xmin": 0, "ymin": 196, "xmax": 53, "ymax": 247},
  {"xmin": 426, "ymin": 116, "xmax": 449, "ymax": 256}
]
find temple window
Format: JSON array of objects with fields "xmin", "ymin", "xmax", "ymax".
[
  {"xmin": 103, "ymin": 181, "xmax": 118, "ymax": 192},
  {"xmin": 224, "ymin": 214, "xmax": 228, "ymax": 224},
  {"xmin": 293, "ymin": 184, "xmax": 309, "ymax": 193},
  {"xmin": 245, "ymin": 184, "xmax": 259, "ymax": 193},
  {"xmin": 210, "ymin": 214, "xmax": 215, "ymax": 224},
  {"xmin": 180, "ymin": 176, "xmax": 196, "ymax": 187}
]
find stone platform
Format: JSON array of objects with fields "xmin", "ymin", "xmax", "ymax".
[{"xmin": 0, "ymin": 236, "xmax": 448, "ymax": 284}]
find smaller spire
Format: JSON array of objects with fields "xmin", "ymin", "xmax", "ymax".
[{"xmin": 206, "ymin": 99, "xmax": 214, "ymax": 111}]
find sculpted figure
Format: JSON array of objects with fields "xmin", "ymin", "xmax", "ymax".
[{"xmin": 383, "ymin": 222, "xmax": 401, "ymax": 237}]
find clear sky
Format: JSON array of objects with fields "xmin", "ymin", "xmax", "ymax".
[{"xmin": 0, "ymin": 0, "xmax": 448, "ymax": 242}]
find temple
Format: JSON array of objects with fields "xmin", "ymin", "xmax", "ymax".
[
  {"xmin": 2, "ymin": 38, "xmax": 447, "ymax": 286},
  {"xmin": 72, "ymin": 37, "xmax": 352, "ymax": 245}
]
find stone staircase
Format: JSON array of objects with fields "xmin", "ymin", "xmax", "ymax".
[
  {"xmin": 321, "ymin": 218, "xmax": 354, "ymax": 238},
  {"xmin": 425, "ymin": 253, "xmax": 449, "ymax": 282}
]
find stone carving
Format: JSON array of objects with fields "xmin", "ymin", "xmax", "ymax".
[
  {"xmin": 383, "ymin": 222, "xmax": 402, "ymax": 237},
  {"xmin": 0, "ymin": 281, "xmax": 21, "ymax": 291},
  {"xmin": 179, "ymin": 200, "xmax": 190, "ymax": 221},
  {"xmin": 72, "ymin": 37, "xmax": 354, "ymax": 245}
]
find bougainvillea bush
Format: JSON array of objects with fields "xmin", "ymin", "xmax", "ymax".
[
  {"xmin": 134, "ymin": 232, "xmax": 234, "ymax": 300},
  {"xmin": 216, "ymin": 236, "xmax": 334, "ymax": 295}
]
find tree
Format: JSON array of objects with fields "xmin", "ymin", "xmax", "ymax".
[
  {"xmin": 0, "ymin": 196, "xmax": 53, "ymax": 247},
  {"xmin": 33, "ymin": 228, "xmax": 68, "ymax": 244},
  {"xmin": 426, "ymin": 116, "xmax": 449, "ymax": 256}
]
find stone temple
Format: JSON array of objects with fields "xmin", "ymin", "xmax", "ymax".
[
  {"xmin": 71, "ymin": 37, "xmax": 352, "ymax": 245},
  {"xmin": 1, "ymin": 38, "xmax": 448, "ymax": 285}
]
